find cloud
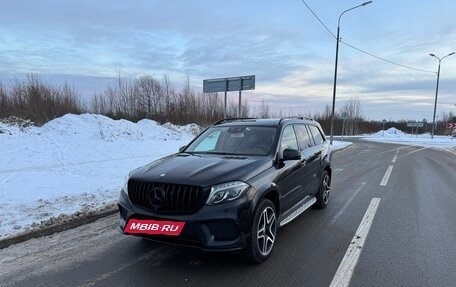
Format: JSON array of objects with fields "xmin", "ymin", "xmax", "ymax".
[{"xmin": 1, "ymin": 0, "xmax": 456, "ymax": 121}]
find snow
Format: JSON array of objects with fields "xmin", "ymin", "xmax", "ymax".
[
  {"xmin": 362, "ymin": 127, "xmax": 456, "ymax": 148},
  {"xmin": 0, "ymin": 114, "xmax": 198, "ymax": 239},
  {"xmin": 330, "ymin": 140, "xmax": 352, "ymax": 151}
]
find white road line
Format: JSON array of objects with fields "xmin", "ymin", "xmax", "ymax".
[
  {"xmin": 398, "ymin": 147, "xmax": 428, "ymax": 159},
  {"xmin": 376, "ymin": 146, "xmax": 408, "ymax": 155},
  {"xmin": 392, "ymin": 154, "xmax": 398, "ymax": 163},
  {"xmin": 380, "ymin": 165, "xmax": 393, "ymax": 186},
  {"xmin": 330, "ymin": 182, "xmax": 366, "ymax": 225},
  {"xmin": 329, "ymin": 198, "xmax": 381, "ymax": 287},
  {"xmin": 443, "ymin": 148, "xmax": 456, "ymax": 156}
]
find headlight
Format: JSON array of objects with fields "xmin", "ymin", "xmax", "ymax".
[
  {"xmin": 206, "ymin": 181, "xmax": 249, "ymax": 205},
  {"xmin": 122, "ymin": 174, "xmax": 130, "ymax": 195}
]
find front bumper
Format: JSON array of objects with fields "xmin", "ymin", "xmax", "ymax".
[{"xmin": 118, "ymin": 190, "xmax": 252, "ymax": 251}]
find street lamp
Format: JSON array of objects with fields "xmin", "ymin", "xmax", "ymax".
[
  {"xmin": 330, "ymin": 1, "xmax": 373, "ymax": 145},
  {"xmin": 429, "ymin": 52, "xmax": 455, "ymax": 139}
]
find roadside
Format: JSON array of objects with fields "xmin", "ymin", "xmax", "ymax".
[
  {"xmin": 0, "ymin": 205, "xmax": 117, "ymax": 250},
  {"xmin": 1, "ymin": 121, "xmax": 453, "ymax": 250},
  {"xmin": 361, "ymin": 127, "xmax": 456, "ymax": 148}
]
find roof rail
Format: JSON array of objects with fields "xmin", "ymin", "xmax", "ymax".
[
  {"xmin": 213, "ymin": 118, "xmax": 258, "ymax": 125},
  {"xmin": 278, "ymin": 116, "xmax": 314, "ymax": 124}
]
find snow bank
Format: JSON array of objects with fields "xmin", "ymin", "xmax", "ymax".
[
  {"xmin": 330, "ymin": 140, "xmax": 352, "ymax": 151},
  {"xmin": 0, "ymin": 114, "xmax": 196, "ymax": 239},
  {"xmin": 363, "ymin": 128, "xmax": 456, "ymax": 148},
  {"xmin": 372, "ymin": 127, "xmax": 405, "ymax": 138}
]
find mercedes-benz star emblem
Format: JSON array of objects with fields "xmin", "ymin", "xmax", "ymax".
[{"xmin": 148, "ymin": 187, "xmax": 166, "ymax": 210}]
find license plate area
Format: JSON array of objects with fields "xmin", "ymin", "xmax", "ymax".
[{"xmin": 124, "ymin": 219, "xmax": 185, "ymax": 236}]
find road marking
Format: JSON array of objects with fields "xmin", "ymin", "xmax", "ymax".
[
  {"xmin": 330, "ymin": 182, "xmax": 366, "ymax": 225},
  {"xmin": 380, "ymin": 165, "xmax": 393, "ymax": 186},
  {"xmin": 443, "ymin": 148, "xmax": 456, "ymax": 156},
  {"xmin": 376, "ymin": 146, "xmax": 408, "ymax": 155},
  {"xmin": 329, "ymin": 198, "xmax": 381, "ymax": 287},
  {"xmin": 392, "ymin": 154, "xmax": 398, "ymax": 163},
  {"xmin": 398, "ymin": 147, "xmax": 428, "ymax": 159}
]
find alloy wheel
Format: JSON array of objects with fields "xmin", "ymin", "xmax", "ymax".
[
  {"xmin": 322, "ymin": 173, "xmax": 330, "ymax": 204},
  {"xmin": 256, "ymin": 206, "xmax": 276, "ymax": 256}
]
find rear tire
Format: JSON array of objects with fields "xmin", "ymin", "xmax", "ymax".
[
  {"xmin": 242, "ymin": 199, "xmax": 277, "ymax": 263},
  {"xmin": 315, "ymin": 170, "xmax": 330, "ymax": 209}
]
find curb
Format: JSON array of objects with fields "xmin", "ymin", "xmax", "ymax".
[{"xmin": 0, "ymin": 206, "xmax": 118, "ymax": 250}]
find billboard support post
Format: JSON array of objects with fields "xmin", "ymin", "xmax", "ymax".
[
  {"xmin": 203, "ymin": 75, "xmax": 255, "ymax": 119},
  {"xmin": 238, "ymin": 78, "xmax": 243, "ymax": 117},
  {"xmin": 224, "ymin": 80, "xmax": 228, "ymax": 119}
]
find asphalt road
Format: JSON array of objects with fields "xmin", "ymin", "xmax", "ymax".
[{"xmin": 1, "ymin": 140, "xmax": 456, "ymax": 287}]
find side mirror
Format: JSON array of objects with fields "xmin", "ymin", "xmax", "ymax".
[
  {"xmin": 282, "ymin": 148, "xmax": 301, "ymax": 161},
  {"xmin": 178, "ymin": 146, "xmax": 186, "ymax": 153}
]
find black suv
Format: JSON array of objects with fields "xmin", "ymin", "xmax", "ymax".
[{"xmin": 118, "ymin": 117, "xmax": 331, "ymax": 263}]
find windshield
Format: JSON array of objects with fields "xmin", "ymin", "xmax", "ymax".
[{"xmin": 185, "ymin": 126, "xmax": 277, "ymax": 156}]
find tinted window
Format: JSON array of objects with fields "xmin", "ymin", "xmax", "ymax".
[
  {"xmin": 308, "ymin": 125, "xmax": 325, "ymax": 145},
  {"xmin": 194, "ymin": 130, "xmax": 221, "ymax": 151},
  {"xmin": 280, "ymin": 125, "xmax": 298, "ymax": 151},
  {"xmin": 294, "ymin": 124, "xmax": 314, "ymax": 151},
  {"xmin": 186, "ymin": 126, "xmax": 277, "ymax": 155}
]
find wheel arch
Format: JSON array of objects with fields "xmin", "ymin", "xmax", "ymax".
[{"xmin": 249, "ymin": 187, "xmax": 280, "ymax": 217}]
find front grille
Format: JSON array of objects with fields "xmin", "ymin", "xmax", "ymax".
[{"xmin": 128, "ymin": 180, "xmax": 206, "ymax": 213}]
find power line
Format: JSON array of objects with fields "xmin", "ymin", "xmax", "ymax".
[
  {"xmin": 299, "ymin": 0, "xmax": 336, "ymax": 39},
  {"xmin": 298, "ymin": 0, "xmax": 436, "ymax": 74},
  {"xmin": 340, "ymin": 40, "xmax": 435, "ymax": 74}
]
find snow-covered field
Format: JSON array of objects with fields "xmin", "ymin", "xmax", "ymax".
[
  {"xmin": 0, "ymin": 114, "xmax": 198, "ymax": 239},
  {"xmin": 362, "ymin": 127, "xmax": 456, "ymax": 148}
]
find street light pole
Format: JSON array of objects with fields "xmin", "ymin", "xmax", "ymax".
[
  {"xmin": 429, "ymin": 52, "xmax": 455, "ymax": 139},
  {"xmin": 330, "ymin": 1, "xmax": 372, "ymax": 145}
]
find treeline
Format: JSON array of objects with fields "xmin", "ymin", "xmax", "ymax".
[
  {"xmin": 0, "ymin": 74, "xmax": 82, "ymax": 125},
  {"xmin": 0, "ymin": 74, "xmax": 454, "ymax": 135},
  {"xmin": 91, "ymin": 75, "xmax": 248, "ymax": 125}
]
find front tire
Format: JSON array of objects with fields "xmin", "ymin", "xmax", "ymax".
[
  {"xmin": 315, "ymin": 170, "xmax": 330, "ymax": 209},
  {"xmin": 242, "ymin": 199, "xmax": 277, "ymax": 263}
]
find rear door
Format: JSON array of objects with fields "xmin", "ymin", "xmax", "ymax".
[
  {"xmin": 294, "ymin": 124, "xmax": 319, "ymax": 196},
  {"xmin": 306, "ymin": 125, "xmax": 326, "ymax": 195}
]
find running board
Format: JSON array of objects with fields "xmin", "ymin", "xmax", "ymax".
[{"xmin": 279, "ymin": 196, "xmax": 317, "ymax": 226}]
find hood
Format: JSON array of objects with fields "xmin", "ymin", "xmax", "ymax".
[{"xmin": 129, "ymin": 153, "xmax": 272, "ymax": 187}]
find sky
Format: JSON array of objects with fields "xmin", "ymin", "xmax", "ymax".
[{"xmin": 0, "ymin": 0, "xmax": 455, "ymax": 121}]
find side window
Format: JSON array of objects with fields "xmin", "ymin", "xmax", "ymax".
[
  {"xmin": 294, "ymin": 124, "xmax": 314, "ymax": 151},
  {"xmin": 280, "ymin": 125, "xmax": 299, "ymax": 151},
  {"xmin": 308, "ymin": 125, "xmax": 325, "ymax": 145}
]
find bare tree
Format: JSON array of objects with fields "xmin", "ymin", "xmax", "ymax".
[
  {"xmin": 340, "ymin": 96, "xmax": 362, "ymax": 135},
  {"xmin": 258, "ymin": 99, "xmax": 270, "ymax": 118},
  {"xmin": 0, "ymin": 82, "xmax": 9, "ymax": 118}
]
